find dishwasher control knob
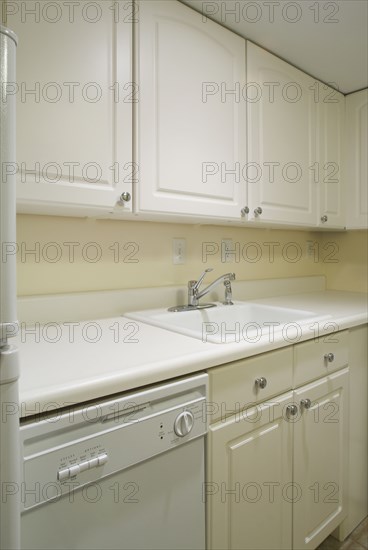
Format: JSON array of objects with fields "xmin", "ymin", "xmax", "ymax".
[{"xmin": 174, "ymin": 410, "xmax": 194, "ymax": 437}]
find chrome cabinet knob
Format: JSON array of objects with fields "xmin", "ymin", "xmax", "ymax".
[
  {"xmin": 254, "ymin": 207, "xmax": 263, "ymax": 216},
  {"xmin": 119, "ymin": 192, "xmax": 131, "ymax": 203},
  {"xmin": 300, "ymin": 398, "xmax": 312, "ymax": 409},
  {"xmin": 286, "ymin": 404, "xmax": 298, "ymax": 417},
  {"xmin": 241, "ymin": 206, "xmax": 249, "ymax": 216},
  {"xmin": 174, "ymin": 410, "xmax": 194, "ymax": 438},
  {"xmin": 255, "ymin": 377, "xmax": 267, "ymax": 389},
  {"xmin": 324, "ymin": 352, "xmax": 335, "ymax": 363},
  {"xmin": 321, "ymin": 215, "xmax": 328, "ymax": 223}
]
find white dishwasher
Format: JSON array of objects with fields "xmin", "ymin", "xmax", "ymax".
[{"xmin": 20, "ymin": 373, "xmax": 208, "ymax": 550}]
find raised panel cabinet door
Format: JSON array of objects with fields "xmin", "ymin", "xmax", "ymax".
[
  {"xmin": 345, "ymin": 89, "xmax": 368, "ymax": 229},
  {"xmin": 336, "ymin": 326, "xmax": 368, "ymax": 540},
  {"xmin": 136, "ymin": 0, "xmax": 247, "ymax": 220},
  {"xmin": 247, "ymin": 42, "xmax": 317, "ymax": 226},
  {"xmin": 207, "ymin": 392, "xmax": 293, "ymax": 550},
  {"xmin": 317, "ymin": 85, "xmax": 345, "ymax": 228},
  {"xmin": 9, "ymin": 0, "xmax": 133, "ymax": 215},
  {"xmin": 293, "ymin": 368, "xmax": 348, "ymax": 550}
]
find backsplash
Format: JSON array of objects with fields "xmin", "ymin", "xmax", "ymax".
[
  {"xmin": 16, "ymin": 214, "xmax": 366, "ymax": 296},
  {"xmin": 322, "ymin": 230, "xmax": 368, "ymax": 293}
]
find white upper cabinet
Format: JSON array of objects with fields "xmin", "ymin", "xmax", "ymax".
[
  {"xmin": 10, "ymin": 1, "xmax": 133, "ymax": 216},
  {"xmin": 247, "ymin": 42, "xmax": 317, "ymax": 226},
  {"xmin": 135, "ymin": 0, "xmax": 247, "ymax": 221},
  {"xmin": 345, "ymin": 89, "xmax": 368, "ymax": 229},
  {"xmin": 317, "ymin": 85, "xmax": 346, "ymax": 228}
]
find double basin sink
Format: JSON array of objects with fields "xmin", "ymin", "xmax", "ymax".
[{"xmin": 126, "ymin": 302, "xmax": 329, "ymax": 344}]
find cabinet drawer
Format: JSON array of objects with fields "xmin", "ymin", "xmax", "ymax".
[
  {"xmin": 208, "ymin": 347, "xmax": 293, "ymax": 423},
  {"xmin": 294, "ymin": 330, "xmax": 348, "ymax": 387}
]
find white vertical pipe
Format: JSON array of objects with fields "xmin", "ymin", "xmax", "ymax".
[
  {"xmin": 0, "ymin": 348, "xmax": 20, "ymax": 550},
  {"xmin": 0, "ymin": 25, "xmax": 21, "ymax": 550},
  {"xmin": 0, "ymin": 26, "xmax": 18, "ymax": 342}
]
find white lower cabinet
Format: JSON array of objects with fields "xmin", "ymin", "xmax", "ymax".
[
  {"xmin": 293, "ymin": 370, "xmax": 348, "ymax": 550},
  {"xmin": 207, "ymin": 346, "xmax": 349, "ymax": 550},
  {"xmin": 335, "ymin": 325, "xmax": 368, "ymax": 539},
  {"xmin": 207, "ymin": 391, "xmax": 293, "ymax": 550}
]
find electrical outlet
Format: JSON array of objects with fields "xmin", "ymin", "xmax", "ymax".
[
  {"xmin": 173, "ymin": 238, "xmax": 186, "ymax": 264},
  {"xmin": 306, "ymin": 240, "xmax": 316, "ymax": 258},
  {"xmin": 221, "ymin": 239, "xmax": 234, "ymax": 263}
]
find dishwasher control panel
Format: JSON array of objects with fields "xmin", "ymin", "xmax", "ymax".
[
  {"xmin": 57, "ymin": 452, "xmax": 109, "ymax": 481},
  {"xmin": 20, "ymin": 373, "xmax": 208, "ymax": 511}
]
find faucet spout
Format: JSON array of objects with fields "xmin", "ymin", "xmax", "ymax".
[{"xmin": 196, "ymin": 272, "xmax": 235, "ymax": 304}]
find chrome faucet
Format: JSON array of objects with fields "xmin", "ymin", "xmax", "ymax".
[
  {"xmin": 168, "ymin": 269, "xmax": 236, "ymax": 312},
  {"xmin": 188, "ymin": 269, "xmax": 235, "ymax": 307}
]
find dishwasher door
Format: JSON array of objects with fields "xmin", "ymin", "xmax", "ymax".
[{"xmin": 20, "ymin": 374, "xmax": 207, "ymax": 550}]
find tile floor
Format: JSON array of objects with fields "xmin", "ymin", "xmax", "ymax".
[{"xmin": 318, "ymin": 517, "xmax": 368, "ymax": 550}]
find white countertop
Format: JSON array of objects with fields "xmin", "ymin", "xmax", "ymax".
[{"xmin": 17, "ymin": 290, "xmax": 367, "ymax": 417}]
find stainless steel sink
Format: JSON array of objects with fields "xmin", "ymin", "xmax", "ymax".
[{"xmin": 126, "ymin": 301, "xmax": 329, "ymax": 344}]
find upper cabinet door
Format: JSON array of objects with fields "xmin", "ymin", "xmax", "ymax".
[
  {"xmin": 317, "ymin": 85, "xmax": 346, "ymax": 228},
  {"xmin": 345, "ymin": 89, "xmax": 368, "ymax": 229},
  {"xmin": 136, "ymin": 0, "xmax": 247, "ymax": 221},
  {"xmin": 247, "ymin": 42, "xmax": 317, "ymax": 226},
  {"xmin": 10, "ymin": 1, "xmax": 133, "ymax": 216}
]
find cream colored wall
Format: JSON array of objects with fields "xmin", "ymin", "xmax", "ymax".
[
  {"xmin": 321, "ymin": 230, "xmax": 368, "ymax": 293},
  {"xmin": 16, "ymin": 214, "xmax": 327, "ymax": 296}
]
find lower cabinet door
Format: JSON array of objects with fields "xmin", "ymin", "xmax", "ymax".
[
  {"xmin": 293, "ymin": 368, "xmax": 349, "ymax": 550},
  {"xmin": 206, "ymin": 392, "xmax": 293, "ymax": 550}
]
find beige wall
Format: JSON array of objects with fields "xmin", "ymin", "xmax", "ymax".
[
  {"xmin": 16, "ymin": 214, "xmax": 328, "ymax": 296},
  {"xmin": 321, "ymin": 230, "xmax": 368, "ymax": 293},
  {"xmin": 16, "ymin": 215, "xmax": 367, "ymax": 296}
]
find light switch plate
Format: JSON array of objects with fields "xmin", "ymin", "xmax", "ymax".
[
  {"xmin": 221, "ymin": 239, "xmax": 234, "ymax": 263},
  {"xmin": 173, "ymin": 238, "xmax": 186, "ymax": 264}
]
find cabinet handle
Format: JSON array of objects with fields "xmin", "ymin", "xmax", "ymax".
[
  {"xmin": 321, "ymin": 215, "xmax": 328, "ymax": 223},
  {"xmin": 324, "ymin": 352, "xmax": 335, "ymax": 363},
  {"xmin": 286, "ymin": 404, "xmax": 298, "ymax": 417},
  {"xmin": 241, "ymin": 206, "xmax": 249, "ymax": 216},
  {"xmin": 119, "ymin": 192, "xmax": 131, "ymax": 203},
  {"xmin": 255, "ymin": 377, "xmax": 267, "ymax": 389},
  {"xmin": 300, "ymin": 398, "xmax": 312, "ymax": 410},
  {"xmin": 254, "ymin": 207, "xmax": 262, "ymax": 216}
]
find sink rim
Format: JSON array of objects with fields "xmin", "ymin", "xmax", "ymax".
[{"xmin": 125, "ymin": 301, "xmax": 331, "ymax": 344}]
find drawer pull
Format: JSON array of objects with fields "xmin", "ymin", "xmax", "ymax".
[
  {"xmin": 300, "ymin": 398, "xmax": 312, "ymax": 410},
  {"xmin": 255, "ymin": 377, "xmax": 267, "ymax": 389},
  {"xmin": 286, "ymin": 404, "xmax": 298, "ymax": 417},
  {"xmin": 324, "ymin": 352, "xmax": 335, "ymax": 363}
]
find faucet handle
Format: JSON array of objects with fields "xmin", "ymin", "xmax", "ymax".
[{"xmin": 193, "ymin": 268, "xmax": 213, "ymax": 291}]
